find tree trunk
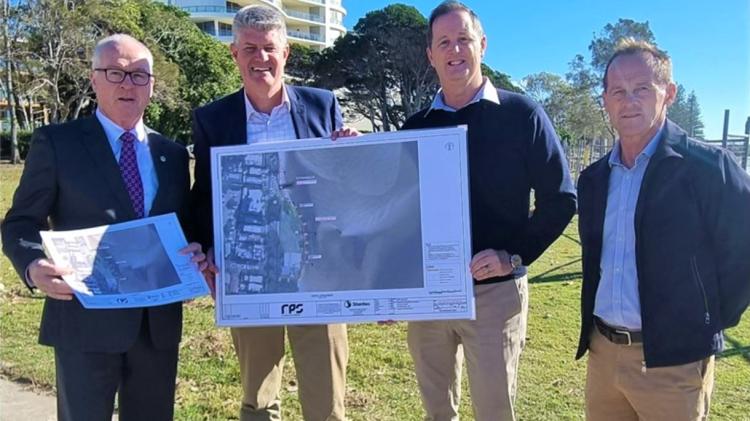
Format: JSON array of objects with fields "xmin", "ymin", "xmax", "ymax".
[{"xmin": 2, "ymin": 0, "xmax": 20, "ymax": 163}]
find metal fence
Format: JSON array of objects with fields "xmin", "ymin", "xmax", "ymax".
[
  {"xmin": 705, "ymin": 135, "xmax": 749, "ymax": 170},
  {"xmin": 562, "ymin": 139, "xmax": 610, "ymax": 182},
  {"xmin": 563, "ymin": 134, "xmax": 750, "ymax": 182}
]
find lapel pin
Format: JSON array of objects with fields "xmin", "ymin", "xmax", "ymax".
[{"xmin": 160, "ymin": 156, "xmax": 166, "ymax": 162}]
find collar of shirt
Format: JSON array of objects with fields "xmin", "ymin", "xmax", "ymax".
[
  {"xmin": 609, "ymin": 123, "xmax": 665, "ymax": 169},
  {"xmin": 426, "ymin": 77, "xmax": 499, "ymax": 116},
  {"xmin": 95, "ymin": 108, "xmax": 148, "ymax": 150},
  {"xmin": 244, "ymin": 85, "xmax": 291, "ymax": 121}
]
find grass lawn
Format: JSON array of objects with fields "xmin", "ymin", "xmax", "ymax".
[{"xmin": 1, "ymin": 163, "xmax": 748, "ymax": 420}]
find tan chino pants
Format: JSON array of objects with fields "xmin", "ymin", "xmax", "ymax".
[
  {"xmin": 231, "ymin": 324, "xmax": 348, "ymax": 421},
  {"xmin": 408, "ymin": 276, "xmax": 529, "ymax": 421},
  {"xmin": 585, "ymin": 327, "xmax": 714, "ymax": 421}
]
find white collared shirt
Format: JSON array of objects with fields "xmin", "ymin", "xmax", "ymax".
[
  {"xmin": 244, "ymin": 86, "xmax": 297, "ymax": 144},
  {"xmin": 428, "ymin": 77, "xmax": 500, "ymax": 114},
  {"xmin": 95, "ymin": 108, "xmax": 158, "ymax": 216}
]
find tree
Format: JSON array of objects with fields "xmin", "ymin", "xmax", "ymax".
[
  {"xmin": 524, "ymin": 72, "xmax": 608, "ymax": 145},
  {"xmin": 667, "ymin": 85, "xmax": 705, "ymax": 139},
  {"xmin": 588, "ymin": 19, "xmax": 656, "ymax": 73},
  {"xmin": 1, "ymin": 0, "xmax": 20, "ymax": 162},
  {"xmin": 4, "ymin": 0, "xmax": 239, "ymax": 143},
  {"xmin": 286, "ymin": 43, "xmax": 320, "ymax": 86},
  {"xmin": 17, "ymin": 0, "xmax": 98, "ymax": 124},
  {"xmin": 564, "ymin": 19, "xmax": 659, "ymax": 144},
  {"xmin": 316, "ymin": 4, "xmax": 437, "ymax": 131},
  {"xmin": 481, "ymin": 63, "xmax": 522, "ymax": 94}
]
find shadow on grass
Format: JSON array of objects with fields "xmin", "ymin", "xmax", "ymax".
[
  {"xmin": 718, "ymin": 334, "xmax": 750, "ymax": 364},
  {"xmin": 529, "ymin": 257, "xmax": 582, "ymax": 284},
  {"xmin": 561, "ymin": 233, "xmax": 581, "ymax": 246}
]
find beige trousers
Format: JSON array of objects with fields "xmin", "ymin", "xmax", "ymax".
[
  {"xmin": 407, "ymin": 276, "xmax": 529, "ymax": 421},
  {"xmin": 585, "ymin": 328, "xmax": 714, "ymax": 421},
  {"xmin": 231, "ymin": 324, "xmax": 348, "ymax": 421}
]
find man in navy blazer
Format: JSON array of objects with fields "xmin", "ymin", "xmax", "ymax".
[
  {"xmin": 190, "ymin": 5, "xmax": 354, "ymax": 421},
  {"xmin": 2, "ymin": 34, "xmax": 206, "ymax": 421},
  {"xmin": 577, "ymin": 39, "xmax": 750, "ymax": 420}
]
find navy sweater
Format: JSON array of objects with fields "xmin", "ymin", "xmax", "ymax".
[{"xmin": 402, "ymin": 90, "xmax": 576, "ymax": 283}]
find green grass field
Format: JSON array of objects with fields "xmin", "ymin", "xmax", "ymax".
[{"xmin": 1, "ymin": 163, "xmax": 748, "ymax": 420}]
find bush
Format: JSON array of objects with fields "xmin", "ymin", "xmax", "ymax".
[{"xmin": 0, "ymin": 130, "xmax": 33, "ymax": 160}]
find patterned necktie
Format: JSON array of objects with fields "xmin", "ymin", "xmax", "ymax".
[{"xmin": 119, "ymin": 131, "xmax": 144, "ymax": 218}]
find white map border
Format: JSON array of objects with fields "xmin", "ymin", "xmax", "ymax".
[
  {"xmin": 211, "ymin": 126, "xmax": 474, "ymax": 326},
  {"xmin": 40, "ymin": 213, "xmax": 210, "ymax": 309}
]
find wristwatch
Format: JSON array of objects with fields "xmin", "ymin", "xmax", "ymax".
[{"xmin": 509, "ymin": 254, "xmax": 522, "ymax": 270}]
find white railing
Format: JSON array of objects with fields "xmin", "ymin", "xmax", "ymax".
[
  {"xmin": 284, "ymin": 8, "xmax": 323, "ymax": 23},
  {"xmin": 287, "ymin": 31, "xmax": 323, "ymax": 42}
]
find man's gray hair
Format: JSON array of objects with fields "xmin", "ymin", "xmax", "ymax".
[
  {"xmin": 233, "ymin": 4, "xmax": 287, "ymax": 44},
  {"xmin": 92, "ymin": 34, "xmax": 153, "ymax": 71}
]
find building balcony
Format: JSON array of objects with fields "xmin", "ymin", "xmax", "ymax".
[
  {"xmin": 287, "ymin": 0, "xmax": 325, "ymax": 6},
  {"xmin": 283, "ymin": 8, "xmax": 323, "ymax": 23},
  {"xmin": 181, "ymin": 5, "xmax": 240, "ymax": 14},
  {"xmin": 287, "ymin": 30, "xmax": 323, "ymax": 42}
]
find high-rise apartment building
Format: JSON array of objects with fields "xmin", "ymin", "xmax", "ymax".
[{"xmin": 161, "ymin": 0, "xmax": 346, "ymax": 49}]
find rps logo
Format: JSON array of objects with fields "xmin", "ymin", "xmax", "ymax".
[{"xmin": 281, "ymin": 303, "xmax": 304, "ymax": 315}]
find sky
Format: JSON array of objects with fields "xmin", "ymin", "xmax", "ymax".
[{"xmin": 344, "ymin": 0, "xmax": 750, "ymax": 140}]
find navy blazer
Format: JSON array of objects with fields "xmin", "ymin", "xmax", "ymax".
[
  {"xmin": 576, "ymin": 120, "xmax": 750, "ymax": 367},
  {"xmin": 1, "ymin": 116, "xmax": 190, "ymax": 352},
  {"xmin": 189, "ymin": 86, "xmax": 343, "ymax": 248}
]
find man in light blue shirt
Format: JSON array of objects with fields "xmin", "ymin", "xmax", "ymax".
[
  {"xmin": 577, "ymin": 39, "xmax": 750, "ymax": 421},
  {"xmin": 594, "ymin": 125, "xmax": 663, "ymax": 331}
]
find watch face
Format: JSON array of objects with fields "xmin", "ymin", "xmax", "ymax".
[{"xmin": 511, "ymin": 254, "xmax": 522, "ymax": 268}]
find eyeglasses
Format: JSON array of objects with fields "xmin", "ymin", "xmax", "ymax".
[{"xmin": 94, "ymin": 68, "xmax": 153, "ymax": 86}]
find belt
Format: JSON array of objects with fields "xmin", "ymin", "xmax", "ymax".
[{"xmin": 594, "ymin": 317, "xmax": 642, "ymax": 346}]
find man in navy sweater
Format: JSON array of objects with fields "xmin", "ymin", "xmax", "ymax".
[{"xmin": 401, "ymin": 2, "xmax": 576, "ymax": 420}]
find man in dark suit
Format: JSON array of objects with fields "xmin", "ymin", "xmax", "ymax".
[
  {"xmin": 190, "ymin": 5, "xmax": 354, "ymax": 421},
  {"xmin": 576, "ymin": 39, "xmax": 750, "ymax": 420},
  {"xmin": 2, "ymin": 34, "xmax": 206, "ymax": 421}
]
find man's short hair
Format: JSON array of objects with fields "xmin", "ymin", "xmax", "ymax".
[
  {"xmin": 603, "ymin": 38, "xmax": 672, "ymax": 91},
  {"xmin": 233, "ymin": 4, "xmax": 287, "ymax": 45},
  {"xmin": 427, "ymin": 1, "xmax": 484, "ymax": 46},
  {"xmin": 92, "ymin": 34, "xmax": 153, "ymax": 71}
]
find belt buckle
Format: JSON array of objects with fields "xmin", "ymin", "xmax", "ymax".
[{"xmin": 615, "ymin": 328, "xmax": 632, "ymax": 346}]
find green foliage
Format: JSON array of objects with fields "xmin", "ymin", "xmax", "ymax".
[
  {"xmin": 286, "ymin": 43, "xmax": 321, "ymax": 86},
  {"xmin": 524, "ymin": 72, "xmax": 609, "ymax": 145},
  {"xmin": 589, "ymin": 18, "xmax": 656, "ymax": 74},
  {"xmin": 0, "ymin": 130, "xmax": 32, "ymax": 160},
  {"xmin": 93, "ymin": 0, "xmax": 240, "ymax": 142},
  {"xmin": 316, "ymin": 4, "xmax": 437, "ymax": 131},
  {"xmin": 668, "ymin": 84, "xmax": 705, "ymax": 139},
  {"xmin": 6, "ymin": 0, "xmax": 239, "ymax": 142},
  {"xmin": 481, "ymin": 63, "xmax": 522, "ymax": 93}
]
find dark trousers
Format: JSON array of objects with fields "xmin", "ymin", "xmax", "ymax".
[{"xmin": 54, "ymin": 313, "xmax": 179, "ymax": 421}]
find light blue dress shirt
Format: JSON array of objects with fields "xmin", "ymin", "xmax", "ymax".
[
  {"xmin": 243, "ymin": 86, "xmax": 297, "ymax": 144},
  {"xmin": 95, "ymin": 108, "xmax": 158, "ymax": 216},
  {"xmin": 428, "ymin": 77, "xmax": 500, "ymax": 113},
  {"xmin": 593, "ymin": 125, "xmax": 664, "ymax": 330}
]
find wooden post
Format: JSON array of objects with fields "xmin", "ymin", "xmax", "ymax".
[
  {"xmin": 744, "ymin": 116, "xmax": 749, "ymax": 170},
  {"xmin": 722, "ymin": 109, "xmax": 729, "ymax": 149}
]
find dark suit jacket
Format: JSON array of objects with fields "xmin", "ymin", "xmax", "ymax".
[
  {"xmin": 576, "ymin": 120, "xmax": 750, "ymax": 367},
  {"xmin": 1, "ymin": 116, "xmax": 190, "ymax": 353},
  {"xmin": 190, "ymin": 86, "xmax": 343, "ymax": 248}
]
